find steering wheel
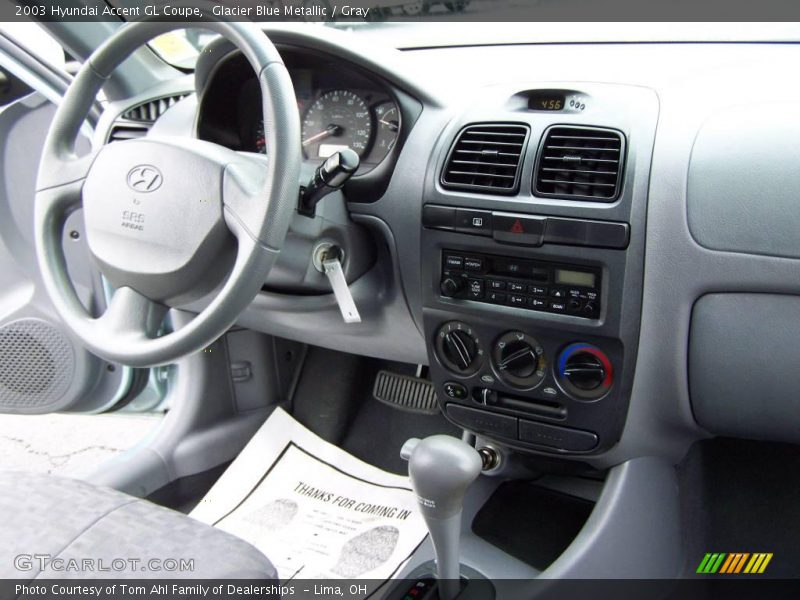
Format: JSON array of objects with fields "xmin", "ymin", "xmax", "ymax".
[{"xmin": 33, "ymin": 21, "xmax": 300, "ymax": 368}]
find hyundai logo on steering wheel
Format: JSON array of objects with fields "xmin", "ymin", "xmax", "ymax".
[{"xmin": 126, "ymin": 165, "xmax": 163, "ymax": 192}]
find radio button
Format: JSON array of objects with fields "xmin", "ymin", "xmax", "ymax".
[
  {"xmin": 464, "ymin": 256, "xmax": 484, "ymax": 271},
  {"xmin": 550, "ymin": 301, "xmax": 567, "ymax": 312},
  {"xmin": 568, "ymin": 299, "xmax": 582, "ymax": 312},
  {"xmin": 487, "ymin": 291, "xmax": 506, "ymax": 304},
  {"xmin": 508, "ymin": 294, "xmax": 526, "ymax": 307},
  {"xmin": 488, "ymin": 280, "xmax": 506, "ymax": 290},
  {"xmin": 550, "ymin": 288, "xmax": 566, "ymax": 298},
  {"xmin": 529, "ymin": 298, "xmax": 547, "ymax": 309},
  {"xmin": 445, "ymin": 254, "xmax": 464, "ymax": 269},
  {"xmin": 508, "ymin": 282, "xmax": 526, "ymax": 293},
  {"xmin": 583, "ymin": 303, "xmax": 597, "ymax": 317},
  {"xmin": 528, "ymin": 285, "xmax": 547, "ymax": 296},
  {"xmin": 467, "ymin": 278, "xmax": 485, "ymax": 299}
]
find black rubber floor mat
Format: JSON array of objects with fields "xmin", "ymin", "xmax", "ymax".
[
  {"xmin": 372, "ymin": 370, "xmax": 438, "ymax": 414},
  {"xmin": 290, "ymin": 350, "xmax": 459, "ymax": 474},
  {"xmin": 472, "ymin": 481, "xmax": 594, "ymax": 571},
  {"xmin": 342, "ymin": 390, "xmax": 460, "ymax": 475}
]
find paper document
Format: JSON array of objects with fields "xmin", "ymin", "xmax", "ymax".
[{"xmin": 191, "ymin": 408, "xmax": 427, "ymax": 588}]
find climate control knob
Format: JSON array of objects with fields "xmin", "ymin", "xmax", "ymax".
[
  {"xmin": 435, "ymin": 321, "xmax": 483, "ymax": 376},
  {"xmin": 492, "ymin": 331, "xmax": 547, "ymax": 390},
  {"xmin": 557, "ymin": 343, "xmax": 613, "ymax": 400}
]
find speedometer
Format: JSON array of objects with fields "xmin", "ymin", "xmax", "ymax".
[{"xmin": 302, "ymin": 90, "xmax": 372, "ymax": 159}]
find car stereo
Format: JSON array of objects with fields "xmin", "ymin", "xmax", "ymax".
[{"xmin": 439, "ymin": 250, "xmax": 601, "ymax": 319}]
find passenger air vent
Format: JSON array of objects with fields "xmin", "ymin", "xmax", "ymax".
[
  {"xmin": 535, "ymin": 126, "xmax": 624, "ymax": 201},
  {"xmin": 441, "ymin": 123, "xmax": 529, "ymax": 194},
  {"xmin": 122, "ymin": 93, "xmax": 188, "ymax": 122},
  {"xmin": 107, "ymin": 124, "xmax": 149, "ymax": 143}
]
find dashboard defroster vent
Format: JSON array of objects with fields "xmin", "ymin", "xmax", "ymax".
[
  {"xmin": 441, "ymin": 123, "xmax": 529, "ymax": 194},
  {"xmin": 535, "ymin": 126, "xmax": 624, "ymax": 201}
]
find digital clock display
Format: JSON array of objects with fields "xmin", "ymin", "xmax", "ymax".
[
  {"xmin": 529, "ymin": 91, "xmax": 566, "ymax": 111},
  {"xmin": 555, "ymin": 269, "xmax": 596, "ymax": 288}
]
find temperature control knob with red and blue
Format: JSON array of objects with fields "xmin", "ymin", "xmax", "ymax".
[{"xmin": 557, "ymin": 343, "xmax": 613, "ymax": 400}]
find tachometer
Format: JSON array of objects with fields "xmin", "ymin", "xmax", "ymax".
[{"xmin": 302, "ymin": 90, "xmax": 372, "ymax": 159}]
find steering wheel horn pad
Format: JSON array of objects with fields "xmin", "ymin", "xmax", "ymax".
[
  {"xmin": 33, "ymin": 21, "xmax": 301, "ymax": 367},
  {"xmin": 83, "ymin": 138, "xmax": 237, "ymax": 304}
]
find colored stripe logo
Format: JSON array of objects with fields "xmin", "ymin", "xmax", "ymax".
[{"xmin": 697, "ymin": 553, "xmax": 773, "ymax": 574}]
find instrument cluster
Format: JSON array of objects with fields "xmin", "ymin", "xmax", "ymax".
[{"xmin": 198, "ymin": 48, "xmax": 401, "ymax": 175}]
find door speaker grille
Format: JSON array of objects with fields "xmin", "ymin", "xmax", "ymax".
[{"xmin": 0, "ymin": 319, "xmax": 74, "ymax": 409}]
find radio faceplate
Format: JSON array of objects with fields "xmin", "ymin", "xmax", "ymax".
[{"xmin": 440, "ymin": 250, "xmax": 601, "ymax": 319}]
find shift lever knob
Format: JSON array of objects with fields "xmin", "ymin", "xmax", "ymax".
[{"xmin": 401, "ymin": 436, "xmax": 482, "ymax": 600}]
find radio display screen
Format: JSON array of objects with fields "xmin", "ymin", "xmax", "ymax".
[{"xmin": 555, "ymin": 269, "xmax": 596, "ymax": 288}]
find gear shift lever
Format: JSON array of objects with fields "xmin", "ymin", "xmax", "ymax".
[{"xmin": 401, "ymin": 436, "xmax": 482, "ymax": 600}]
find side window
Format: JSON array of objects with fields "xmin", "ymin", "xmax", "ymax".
[{"xmin": 0, "ymin": 23, "xmax": 68, "ymax": 70}]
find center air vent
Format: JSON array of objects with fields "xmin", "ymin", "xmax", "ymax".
[
  {"xmin": 535, "ymin": 126, "xmax": 624, "ymax": 201},
  {"xmin": 441, "ymin": 123, "xmax": 529, "ymax": 194}
]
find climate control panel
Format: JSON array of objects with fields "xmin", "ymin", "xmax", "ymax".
[{"xmin": 429, "ymin": 316, "xmax": 622, "ymax": 455}]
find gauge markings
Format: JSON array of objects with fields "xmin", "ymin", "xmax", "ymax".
[
  {"xmin": 302, "ymin": 90, "xmax": 372, "ymax": 159},
  {"xmin": 373, "ymin": 102, "xmax": 400, "ymax": 158}
]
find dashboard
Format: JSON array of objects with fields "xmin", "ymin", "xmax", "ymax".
[
  {"xmin": 102, "ymin": 27, "xmax": 800, "ymax": 470},
  {"xmin": 189, "ymin": 40, "xmax": 650, "ymax": 459},
  {"xmin": 197, "ymin": 48, "xmax": 401, "ymax": 174},
  {"xmin": 84, "ymin": 29, "xmax": 800, "ymax": 584}
]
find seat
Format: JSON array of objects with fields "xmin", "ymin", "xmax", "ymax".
[{"xmin": 0, "ymin": 471, "xmax": 276, "ymax": 579}]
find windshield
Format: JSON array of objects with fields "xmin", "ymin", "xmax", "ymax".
[{"xmin": 148, "ymin": 22, "xmax": 800, "ymax": 70}]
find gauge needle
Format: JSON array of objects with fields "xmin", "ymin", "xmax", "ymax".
[
  {"xmin": 302, "ymin": 124, "xmax": 341, "ymax": 146},
  {"xmin": 379, "ymin": 118, "xmax": 399, "ymax": 132}
]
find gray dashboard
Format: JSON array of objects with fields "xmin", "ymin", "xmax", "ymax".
[{"xmin": 95, "ymin": 31, "xmax": 800, "ymax": 467}]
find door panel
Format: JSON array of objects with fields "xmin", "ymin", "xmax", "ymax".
[{"xmin": 0, "ymin": 72, "xmax": 132, "ymax": 414}]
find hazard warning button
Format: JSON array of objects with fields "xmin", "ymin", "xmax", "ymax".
[{"xmin": 492, "ymin": 212, "xmax": 546, "ymax": 246}]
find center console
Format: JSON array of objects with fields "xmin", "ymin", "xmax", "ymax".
[{"xmin": 421, "ymin": 83, "xmax": 658, "ymax": 456}]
